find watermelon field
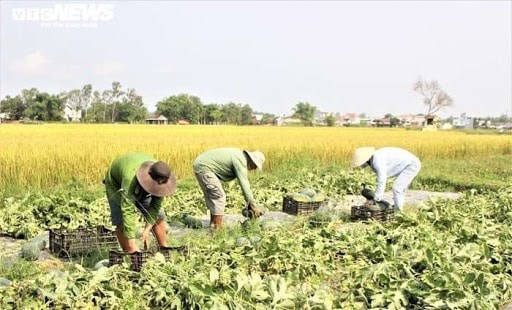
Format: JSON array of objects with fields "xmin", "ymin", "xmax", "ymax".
[{"xmin": 0, "ymin": 124, "xmax": 512, "ymax": 309}]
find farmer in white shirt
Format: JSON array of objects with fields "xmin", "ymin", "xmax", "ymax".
[{"xmin": 351, "ymin": 147, "xmax": 421, "ymax": 211}]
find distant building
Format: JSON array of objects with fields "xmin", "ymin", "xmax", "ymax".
[
  {"xmin": 63, "ymin": 106, "xmax": 81, "ymax": 122},
  {"xmin": 274, "ymin": 115, "xmax": 301, "ymax": 126},
  {"xmin": 498, "ymin": 123, "xmax": 512, "ymax": 132},
  {"xmin": 398, "ymin": 114, "xmax": 415, "ymax": 126},
  {"xmin": 398, "ymin": 114, "xmax": 425, "ymax": 127},
  {"xmin": 338, "ymin": 113, "xmax": 361, "ymax": 126},
  {"xmin": 453, "ymin": 113, "xmax": 474, "ymax": 129},
  {"xmin": 145, "ymin": 115, "xmax": 168, "ymax": 125},
  {"xmin": 424, "ymin": 115, "xmax": 437, "ymax": 126},
  {"xmin": 314, "ymin": 110, "xmax": 329, "ymax": 123},
  {"xmin": 252, "ymin": 113, "xmax": 264, "ymax": 124},
  {"xmin": 478, "ymin": 119, "xmax": 491, "ymax": 128},
  {"xmin": 0, "ymin": 112, "xmax": 8, "ymax": 123},
  {"xmin": 374, "ymin": 118, "xmax": 391, "ymax": 127}
]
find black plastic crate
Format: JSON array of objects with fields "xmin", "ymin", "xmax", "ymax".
[
  {"xmin": 350, "ymin": 205, "xmax": 394, "ymax": 222},
  {"xmin": 282, "ymin": 196, "xmax": 325, "ymax": 215},
  {"xmin": 49, "ymin": 225, "xmax": 118, "ymax": 257},
  {"xmin": 109, "ymin": 246, "xmax": 188, "ymax": 272}
]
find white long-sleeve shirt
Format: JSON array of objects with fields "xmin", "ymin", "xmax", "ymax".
[{"xmin": 369, "ymin": 147, "xmax": 420, "ymax": 202}]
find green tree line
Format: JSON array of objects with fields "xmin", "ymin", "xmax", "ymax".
[{"xmin": 0, "ymin": 82, "xmax": 277, "ymax": 125}]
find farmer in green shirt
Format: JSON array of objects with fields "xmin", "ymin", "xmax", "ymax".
[
  {"xmin": 104, "ymin": 152, "xmax": 177, "ymax": 253},
  {"xmin": 193, "ymin": 147, "xmax": 266, "ymax": 228}
]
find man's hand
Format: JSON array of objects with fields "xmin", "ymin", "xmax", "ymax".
[{"xmin": 244, "ymin": 202, "xmax": 264, "ymax": 218}]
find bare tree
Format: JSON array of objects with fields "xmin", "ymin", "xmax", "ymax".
[{"xmin": 412, "ymin": 76, "xmax": 454, "ymax": 115}]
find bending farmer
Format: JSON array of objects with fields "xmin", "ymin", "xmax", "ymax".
[
  {"xmin": 104, "ymin": 152, "xmax": 177, "ymax": 252},
  {"xmin": 351, "ymin": 147, "xmax": 421, "ymax": 211},
  {"xmin": 193, "ymin": 147, "xmax": 265, "ymax": 228}
]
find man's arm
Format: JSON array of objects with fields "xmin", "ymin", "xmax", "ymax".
[
  {"xmin": 372, "ymin": 157, "xmax": 387, "ymax": 202},
  {"xmin": 234, "ymin": 161, "xmax": 255, "ymax": 204},
  {"xmin": 119, "ymin": 178, "xmax": 139, "ymax": 240}
]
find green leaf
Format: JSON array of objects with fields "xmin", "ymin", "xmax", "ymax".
[
  {"xmin": 476, "ymin": 273, "xmax": 484, "ymax": 292},
  {"xmin": 370, "ymin": 293, "xmax": 386, "ymax": 307},
  {"xmin": 209, "ymin": 268, "xmax": 219, "ymax": 284},
  {"xmin": 426, "ymin": 248, "xmax": 434, "ymax": 265},
  {"xmin": 251, "ymin": 289, "xmax": 270, "ymax": 301}
]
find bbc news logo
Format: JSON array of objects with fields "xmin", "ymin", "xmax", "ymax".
[{"xmin": 12, "ymin": 3, "xmax": 115, "ymax": 28}]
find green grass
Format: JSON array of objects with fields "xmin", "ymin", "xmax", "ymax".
[
  {"xmin": 418, "ymin": 155, "xmax": 512, "ymax": 191},
  {"xmin": 0, "ymin": 257, "xmax": 44, "ymax": 281}
]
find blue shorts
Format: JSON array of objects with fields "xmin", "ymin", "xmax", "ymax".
[{"xmin": 108, "ymin": 198, "xmax": 166, "ymax": 226}]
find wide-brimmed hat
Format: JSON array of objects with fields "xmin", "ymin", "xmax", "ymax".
[
  {"xmin": 350, "ymin": 147, "xmax": 375, "ymax": 168},
  {"xmin": 136, "ymin": 161, "xmax": 177, "ymax": 197},
  {"xmin": 244, "ymin": 150, "xmax": 265, "ymax": 170}
]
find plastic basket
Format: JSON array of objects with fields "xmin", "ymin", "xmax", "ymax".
[
  {"xmin": 282, "ymin": 196, "xmax": 325, "ymax": 215},
  {"xmin": 109, "ymin": 246, "xmax": 188, "ymax": 272},
  {"xmin": 49, "ymin": 225, "xmax": 118, "ymax": 257},
  {"xmin": 350, "ymin": 205, "xmax": 394, "ymax": 222}
]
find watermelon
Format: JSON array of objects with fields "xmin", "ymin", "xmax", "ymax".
[{"xmin": 21, "ymin": 243, "xmax": 40, "ymax": 261}]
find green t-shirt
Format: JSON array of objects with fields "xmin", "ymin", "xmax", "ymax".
[
  {"xmin": 104, "ymin": 152, "xmax": 163, "ymax": 239},
  {"xmin": 193, "ymin": 147, "xmax": 255, "ymax": 204}
]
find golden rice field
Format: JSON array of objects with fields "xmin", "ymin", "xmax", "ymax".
[{"xmin": 0, "ymin": 123, "xmax": 511, "ymax": 190}]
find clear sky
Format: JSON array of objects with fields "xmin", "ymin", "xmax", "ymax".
[{"xmin": 1, "ymin": 1, "xmax": 511, "ymax": 118}]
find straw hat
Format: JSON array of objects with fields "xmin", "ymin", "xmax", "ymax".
[
  {"xmin": 244, "ymin": 150, "xmax": 265, "ymax": 170},
  {"xmin": 350, "ymin": 147, "xmax": 375, "ymax": 168},
  {"xmin": 136, "ymin": 161, "xmax": 177, "ymax": 197}
]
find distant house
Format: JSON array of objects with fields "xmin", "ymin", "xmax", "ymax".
[
  {"xmin": 453, "ymin": 113, "xmax": 474, "ymax": 129},
  {"xmin": 0, "ymin": 112, "xmax": 8, "ymax": 123},
  {"xmin": 478, "ymin": 119, "xmax": 492, "ymax": 128},
  {"xmin": 339, "ymin": 113, "xmax": 361, "ymax": 126},
  {"xmin": 252, "ymin": 114, "xmax": 264, "ymax": 125},
  {"xmin": 374, "ymin": 118, "xmax": 391, "ymax": 127},
  {"xmin": 177, "ymin": 119, "xmax": 190, "ymax": 125},
  {"xmin": 274, "ymin": 116, "xmax": 301, "ymax": 126},
  {"xmin": 424, "ymin": 115, "xmax": 437, "ymax": 126},
  {"xmin": 63, "ymin": 106, "xmax": 81, "ymax": 122},
  {"xmin": 358, "ymin": 117, "xmax": 372, "ymax": 126},
  {"xmin": 145, "ymin": 115, "xmax": 168, "ymax": 125},
  {"xmin": 498, "ymin": 123, "xmax": 512, "ymax": 132},
  {"xmin": 399, "ymin": 114, "xmax": 417, "ymax": 126},
  {"xmin": 398, "ymin": 114, "xmax": 426, "ymax": 127},
  {"xmin": 314, "ymin": 110, "xmax": 329, "ymax": 123}
]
